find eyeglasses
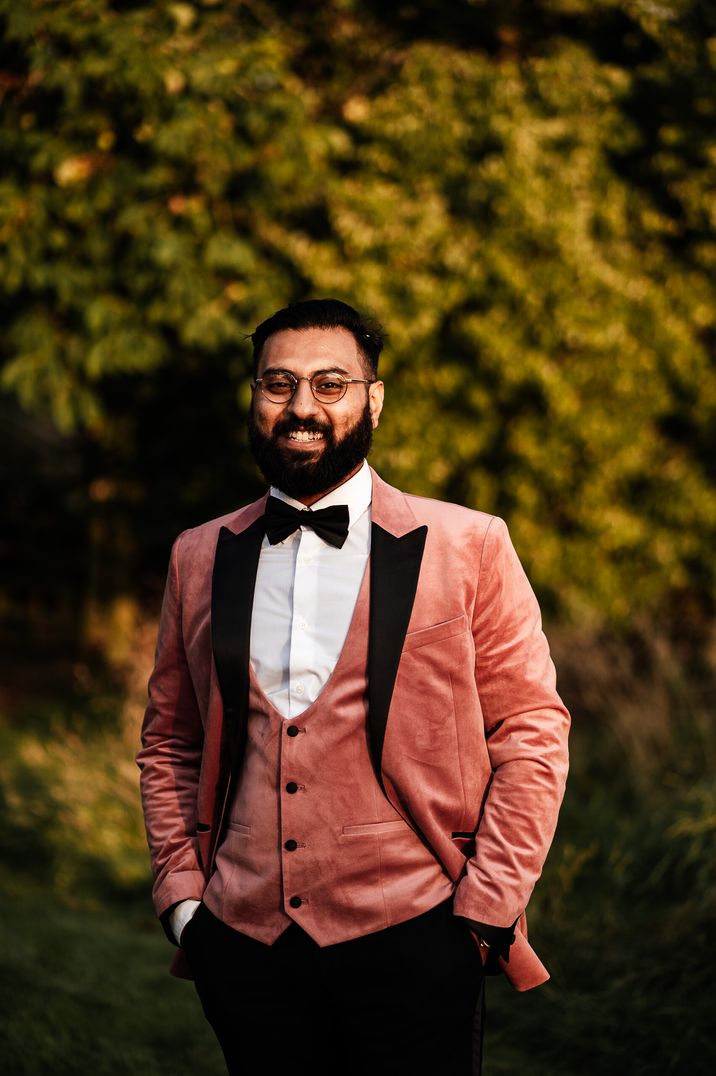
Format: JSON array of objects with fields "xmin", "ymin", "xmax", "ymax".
[{"xmin": 253, "ymin": 370, "xmax": 376, "ymax": 405}]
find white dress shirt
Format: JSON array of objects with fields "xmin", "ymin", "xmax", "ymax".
[
  {"xmin": 250, "ymin": 459, "xmax": 372, "ymax": 717},
  {"xmin": 171, "ymin": 460, "xmax": 373, "ymax": 943}
]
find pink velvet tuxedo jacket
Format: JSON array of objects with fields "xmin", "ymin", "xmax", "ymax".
[{"xmin": 138, "ymin": 468, "xmax": 570, "ymax": 991}]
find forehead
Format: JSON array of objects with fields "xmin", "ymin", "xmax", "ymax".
[{"xmin": 258, "ymin": 327, "xmax": 363, "ymax": 377}]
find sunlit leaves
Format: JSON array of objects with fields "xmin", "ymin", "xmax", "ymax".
[{"xmin": 1, "ymin": 0, "xmax": 715, "ymax": 624}]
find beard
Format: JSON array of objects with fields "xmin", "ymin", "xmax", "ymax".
[{"xmin": 248, "ymin": 401, "xmax": 374, "ymax": 500}]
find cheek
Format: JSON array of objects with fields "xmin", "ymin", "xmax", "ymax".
[
  {"xmin": 252, "ymin": 400, "xmax": 281, "ymax": 432},
  {"xmin": 337, "ymin": 400, "xmax": 369, "ymax": 432},
  {"xmin": 334, "ymin": 414, "xmax": 361, "ymax": 441}
]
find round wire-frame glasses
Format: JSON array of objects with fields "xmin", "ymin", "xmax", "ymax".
[{"xmin": 254, "ymin": 370, "xmax": 376, "ymax": 404}]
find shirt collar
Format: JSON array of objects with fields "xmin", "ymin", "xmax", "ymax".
[{"xmin": 269, "ymin": 459, "xmax": 372, "ymax": 532}]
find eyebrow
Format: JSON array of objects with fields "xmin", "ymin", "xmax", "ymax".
[{"xmin": 259, "ymin": 366, "xmax": 353, "ymax": 377}]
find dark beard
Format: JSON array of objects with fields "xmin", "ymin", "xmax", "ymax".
[{"xmin": 248, "ymin": 402, "xmax": 374, "ymax": 500}]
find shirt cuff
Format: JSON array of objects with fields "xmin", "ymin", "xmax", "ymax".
[{"xmin": 169, "ymin": 899, "xmax": 202, "ymax": 946}]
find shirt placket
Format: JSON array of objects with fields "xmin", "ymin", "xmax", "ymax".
[{"xmin": 288, "ymin": 526, "xmax": 319, "ymax": 718}]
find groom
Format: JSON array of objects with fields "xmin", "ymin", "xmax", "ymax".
[{"xmin": 138, "ymin": 298, "xmax": 570, "ymax": 1075}]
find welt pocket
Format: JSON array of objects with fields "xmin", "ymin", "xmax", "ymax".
[
  {"xmin": 342, "ymin": 820, "xmax": 410, "ymax": 837},
  {"xmin": 227, "ymin": 822, "xmax": 251, "ymax": 836},
  {"xmin": 451, "ymin": 831, "xmax": 476, "ymax": 856},
  {"xmin": 402, "ymin": 614, "xmax": 467, "ymax": 653}
]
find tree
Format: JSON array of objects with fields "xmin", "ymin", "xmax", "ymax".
[{"xmin": 1, "ymin": 0, "xmax": 715, "ymax": 663}]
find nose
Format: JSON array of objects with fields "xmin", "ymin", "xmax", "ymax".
[{"xmin": 286, "ymin": 377, "xmax": 320, "ymax": 421}]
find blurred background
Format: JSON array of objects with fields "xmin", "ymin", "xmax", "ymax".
[{"xmin": 1, "ymin": 1, "xmax": 715, "ymax": 1072}]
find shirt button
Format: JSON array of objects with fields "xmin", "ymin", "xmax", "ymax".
[
  {"xmin": 284, "ymin": 839, "xmax": 298, "ymax": 852},
  {"xmin": 289, "ymin": 896, "xmax": 303, "ymax": 909},
  {"xmin": 285, "ymin": 782, "xmax": 299, "ymax": 794},
  {"xmin": 287, "ymin": 725, "xmax": 300, "ymax": 737},
  {"xmin": 294, "ymin": 682, "xmax": 304, "ymax": 696}
]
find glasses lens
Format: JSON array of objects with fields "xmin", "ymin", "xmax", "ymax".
[
  {"xmin": 312, "ymin": 373, "xmax": 346, "ymax": 402},
  {"xmin": 262, "ymin": 374, "xmax": 295, "ymax": 401}
]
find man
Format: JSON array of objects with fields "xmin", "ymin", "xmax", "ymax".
[{"xmin": 138, "ymin": 298, "xmax": 570, "ymax": 1075}]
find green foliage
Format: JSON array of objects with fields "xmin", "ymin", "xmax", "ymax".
[
  {"xmin": 0, "ymin": 708, "xmax": 148, "ymax": 902},
  {"xmin": 2, "ymin": 0, "xmax": 716, "ymax": 629},
  {"xmin": 2, "ymin": 636, "xmax": 715, "ymax": 1074}
]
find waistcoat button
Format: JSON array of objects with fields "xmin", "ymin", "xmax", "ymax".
[
  {"xmin": 286, "ymin": 725, "xmax": 300, "ymax": 737},
  {"xmin": 289, "ymin": 896, "xmax": 302, "ymax": 909},
  {"xmin": 285, "ymin": 782, "xmax": 299, "ymax": 794},
  {"xmin": 284, "ymin": 839, "xmax": 298, "ymax": 851}
]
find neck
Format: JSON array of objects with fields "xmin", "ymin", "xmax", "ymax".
[{"xmin": 294, "ymin": 461, "xmax": 364, "ymax": 507}]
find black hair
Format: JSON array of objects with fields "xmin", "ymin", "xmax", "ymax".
[{"xmin": 251, "ymin": 298, "xmax": 385, "ymax": 377}]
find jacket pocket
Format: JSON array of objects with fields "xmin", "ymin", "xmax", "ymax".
[
  {"xmin": 402, "ymin": 614, "xmax": 467, "ymax": 653},
  {"xmin": 451, "ymin": 832, "xmax": 476, "ymax": 858}
]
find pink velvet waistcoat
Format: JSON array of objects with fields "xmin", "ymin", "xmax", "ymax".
[{"xmin": 202, "ymin": 566, "xmax": 454, "ymax": 946}]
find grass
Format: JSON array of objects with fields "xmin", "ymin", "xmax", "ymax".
[
  {"xmin": 483, "ymin": 772, "xmax": 716, "ymax": 1075},
  {"xmin": 1, "ymin": 626, "xmax": 715, "ymax": 1075},
  {"xmin": 0, "ymin": 882, "xmax": 223, "ymax": 1076}
]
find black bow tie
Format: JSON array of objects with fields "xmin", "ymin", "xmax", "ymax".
[{"xmin": 263, "ymin": 496, "xmax": 350, "ymax": 549}]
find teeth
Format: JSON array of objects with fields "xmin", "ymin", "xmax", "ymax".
[{"xmin": 287, "ymin": 430, "xmax": 323, "ymax": 442}]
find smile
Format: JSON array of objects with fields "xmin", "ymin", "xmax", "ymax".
[{"xmin": 286, "ymin": 431, "xmax": 324, "ymax": 442}]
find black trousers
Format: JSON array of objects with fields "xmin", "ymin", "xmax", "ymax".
[{"xmin": 182, "ymin": 899, "xmax": 485, "ymax": 1076}]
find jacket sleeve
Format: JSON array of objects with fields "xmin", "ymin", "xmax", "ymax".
[
  {"xmin": 136, "ymin": 533, "xmax": 207, "ymax": 918},
  {"xmin": 452, "ymin": 516, "xmax": 570, "ymax": 928}
]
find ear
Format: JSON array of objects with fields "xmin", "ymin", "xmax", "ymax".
[{"xmin": 368, "ymin": 380, "xmax": 384, "ymax": 429}]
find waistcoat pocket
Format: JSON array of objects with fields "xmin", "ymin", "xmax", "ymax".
[
  {"xmin": 227, "ymin": 821, "xmax": 251, "ymax": 835},
  {"xmin": 342, "ymin": 820, "xmax": 410, "ymax": 837}
]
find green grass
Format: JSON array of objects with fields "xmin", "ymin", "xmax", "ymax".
[
  {"xmin": 0, "ymin": 883, "xmax": 223, "ymax": 1076},
  {"xmin": 1, "ymin": 649, "xmax": 715, "ymax": 1075},
  {"xmin": 482, "ymin": 772, "xmax": 716, "ymax": 1075}
]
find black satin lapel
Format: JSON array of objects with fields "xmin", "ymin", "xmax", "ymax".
[
  {"xmin": 211, "ymin": 519, "xmax": 264, "ymax": 775},
  {"xmin": 368, "ymin": 522, "xmax": 428, "ymax": 790}
]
